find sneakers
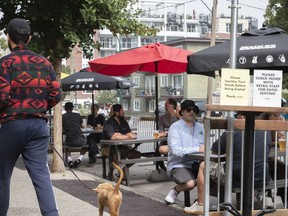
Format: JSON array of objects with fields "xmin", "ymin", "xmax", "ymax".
[
  {"xmin": 73, "ymin": 159, "xmax": 81, "ymax": 168},
  {"xmin": 184, "ymin": 201, "xmax": 204, "ymax": 215},
  {"xmin": 68, "ymin": 161, "xmax": 74, "ymax": 168},
  {"xmin": 165, "ymin": 188, "xmax": 179, "ymax": 204}
]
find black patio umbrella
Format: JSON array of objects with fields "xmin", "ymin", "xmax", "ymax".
[
  {"xmin": 61, "ymin": 68, "xmax": 135, "ymax": 91},
  {"xmin": 187, "ymin": 27, "xmax": 288, "ymax": 76},
  {"xmin": 61, "ymin": 68, "xmax": 135, "ymax": 116}
]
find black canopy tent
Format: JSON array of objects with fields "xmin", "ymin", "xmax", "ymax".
[{"xmin": 187, "ymin": 27, "xmax": 288, "ymax": 77}]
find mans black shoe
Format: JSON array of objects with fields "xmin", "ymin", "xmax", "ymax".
[
  {"xmin": 68, "ymin": 161, "xmax": 74, "ymax": 168},
  {"xmin": 73, "ymin": 159, "xmax": 81, "ymax": 168}
]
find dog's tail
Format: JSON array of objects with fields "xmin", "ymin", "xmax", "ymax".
[{"xmin": 112, "ymin": 162, "xmax": 123, "ymax": 194}]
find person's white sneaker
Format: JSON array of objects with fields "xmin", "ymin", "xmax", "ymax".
[
  {"xmin": 165, "ymin": 188, "xmax": 179, "ymax": 204},
  {"xmin": 184, "ymin": 201, "xmax": 204, "ymax": 214}
]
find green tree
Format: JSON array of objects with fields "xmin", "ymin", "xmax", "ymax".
[
  {"xmin": 96, "ymin": 90, "xmax": 118, "ymax": 105},
  {"xmin": 0, "ymin": 0, "xmax": 158, "ymax": 172},
  {"xmin": 264, "ymin": 0, "xmax": 288, "ymax": 32}
]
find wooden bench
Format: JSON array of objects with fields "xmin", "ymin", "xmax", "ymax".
[{"xmin": 117, "ymin": 156, "xmax": 168, "ymax": 186}]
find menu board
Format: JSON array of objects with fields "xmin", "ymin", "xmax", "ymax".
[
  {"xmin": 220, "ymin": 68, "xmax": 250, "ymax": 106},
  {"xmin": 253, "ymin": 70, "xmax": 282, "ymax": 107}
]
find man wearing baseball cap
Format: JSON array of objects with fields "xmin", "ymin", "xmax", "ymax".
[
  {"xmin": 165, "ymin": 100, "xmax": 204, "ymax": 212},
  {"xmin": 0, "ymin": 18, "xmax": 61, "ymax": 216}
]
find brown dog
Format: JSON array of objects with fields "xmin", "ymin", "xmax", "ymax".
[{"xmin": 94, "ymin": 162, "xmax": 123, "ymax": 216}]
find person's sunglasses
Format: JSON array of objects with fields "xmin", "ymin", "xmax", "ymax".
[{"xmin": 185, "ymin": 107, "xmax": 196, "ymax": 113}]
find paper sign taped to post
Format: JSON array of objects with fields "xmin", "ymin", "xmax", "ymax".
[
  {"xmin": 253, "ymin": 70, "xmax": 282, "ymax": 107},
  {"xmin": 220, "ymin": 68, "xmax": 250, "ymax": 106}
]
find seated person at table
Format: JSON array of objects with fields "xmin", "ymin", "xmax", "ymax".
[
  {"xmin": 165, "ymin": 100, "xmax": 204, "ymax": 207},
  {"xmin": 184, "ymin": 113, "xmax": 272, "ymax": 214},
  {"xmin": 260, "ymin": 111, "xmax": 288, "ymax": 204},
  {"xmin": 157, "ymin": 98, "xmax": 180, "ymax": 155},
  {"xmin": 102, "ymin": 104, "xmax": 141, "ymax": 178},
  {"xmin": 62, "ymin": 102, "xmax": 87, "ymax": 168},
  {"xmin": 86, "ymin": 104, "xmax": 106, "ymax": 165}
]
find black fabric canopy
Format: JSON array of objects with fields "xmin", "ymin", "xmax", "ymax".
[
  {"xmin": 61, "ymin": 68, "xmax": 135, "ymax": 91},
  {"xmin": 187, "ymin": 27, "xmax": 288, "ymax": 76}
]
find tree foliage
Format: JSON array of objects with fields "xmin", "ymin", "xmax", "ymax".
[
  {"xmin": 96, "ymin": 90, "xmax": 118, "ymax": 105},
  {"xmin": 264, "ymin": 0, "xmax": 288, "ymax": 32},
  {"xmin": 0, "ymin": 0, "xmax": 158, "ymax": 67}
]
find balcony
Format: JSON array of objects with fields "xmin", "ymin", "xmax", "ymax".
[
  {"xmin": 160, "ymin": 86, "xmax": 184, "ymax": 98},
  {"xmin": 135, "ymin": 88, "xmax": 155, "ymax": 98},
  {"xmin": 119, "ymin": 89, "xmax": 132, "ymax": 98}
]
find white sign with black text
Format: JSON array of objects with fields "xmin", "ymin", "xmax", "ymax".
[{"xmin": 253, "ymin": 70, "xmax": 282, "ymax": 107}]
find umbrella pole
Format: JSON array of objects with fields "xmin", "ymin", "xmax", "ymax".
[
  {"xmin": 154, "ymin": 62, "xmax": 159, "ymax": 130},
  {"xmin": 92, "ymin": 91, "xmax": 95, "ymax": 129}
]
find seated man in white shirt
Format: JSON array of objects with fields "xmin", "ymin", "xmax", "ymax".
[{"xmin": 165, "ymin": 100, "xmax": 204, "ymax": 211}]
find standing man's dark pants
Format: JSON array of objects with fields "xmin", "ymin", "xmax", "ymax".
[{"xmin": 0, "ymin": 119, "xmax": 59, "ymax": 216}]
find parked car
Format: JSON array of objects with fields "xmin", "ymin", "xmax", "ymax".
[{"xmin": 194, "ymin": 101, "xmax": 223, "ymax": 118}]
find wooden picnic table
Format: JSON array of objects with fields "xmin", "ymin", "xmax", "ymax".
[{"xmin": 100, "ymin": 137, "xmax": 167, "ymax": 186}]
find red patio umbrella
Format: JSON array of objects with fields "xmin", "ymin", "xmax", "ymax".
[{"xmin": 88, "ymin": 42, "xmax": 192, "ymax": 128}]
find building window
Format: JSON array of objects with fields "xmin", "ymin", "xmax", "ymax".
[
  {"xmin": 123, "ymin": 100, "xmax": 128, "ymax": 111},
  {"xmin": 133, "ymin": 76, "xmax": 140, "ymax": 88},
  {"xmin": 160, "ymin": 75, "xmax": 168, "ymax": 87},
  {"xmin": 187, "ymin": 23, "xmax": 197, "ymax": 32},
  {"xmin": 237, "ymin": 24, "xmax": 243, "ymax": 33},
  {"xmin": 149, "ymin": 100, "xmax": 155, "ymax": 112},
  {"xmin": 100, "ymin": 36, "xmax": 116, "ymax": 48},
  {"xmin": 172, "ymin": 74, "xmax": 183, "ymax": 89},
  {"xmin": 141, "ymin": 37, "xmax": 164, "ymax": 46},
  {"xmin": 133, "ymin": 100, "xmax": 140, "ymax": 111},
  {"xmin": 226, "ymin": 23, "xmax": 244, "ymax": 33},
  {"xmin": 145, "ymin": 76, "xmax": 155, "ymax": 95},
  {"xmin": 121, "ymin": 37, "xmax": 138, "ymax": 49},
  {"xmin": 226, "ymin": 23, "xmax": 230, "ymax": 33}
]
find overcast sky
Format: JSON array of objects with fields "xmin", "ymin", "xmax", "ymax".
[{"xmin": 191, "ymin": 0, "xmax": 269, "ymax": 28}]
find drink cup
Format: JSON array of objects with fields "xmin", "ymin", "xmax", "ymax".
[
  {"xmin": 153, "ymin": 130, "xmax": 159, "ymax": 138},
  {"xmin": 279, "ymin": 138, "xmax": 286, "ymax": 151}
]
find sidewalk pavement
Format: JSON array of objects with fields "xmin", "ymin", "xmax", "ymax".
[
  {"xmin": 10, "ymin": 153, "xmax": 195, "ymax": 216},
  {"xmin": 10, "ymin": 159, "xmax": 109, "ymax": 216}
]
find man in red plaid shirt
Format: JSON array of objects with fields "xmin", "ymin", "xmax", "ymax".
[{"xmin": 0, "ymin": 18, "xmax": 62, "ymax": 216}]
